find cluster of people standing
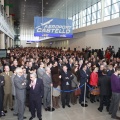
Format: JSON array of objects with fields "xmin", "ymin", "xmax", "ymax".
[{"xmin": 0, "ymin": 47, "xmax": 120, "ymax": 120}]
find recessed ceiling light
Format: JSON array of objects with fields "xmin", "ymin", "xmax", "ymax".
[
  {"xmin": 25, "ymin": 0, "xmax": 26, "ymax": 2},
  {"xmin": 46, "ymin": 2, "xmax": 48, "ymax": 4}
]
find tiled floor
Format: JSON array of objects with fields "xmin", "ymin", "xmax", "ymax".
[{"xmin": 1, "ymin": 99, "xmax": 120, "ymax": 120}]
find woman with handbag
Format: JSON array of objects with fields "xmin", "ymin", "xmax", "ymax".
[
  {"xmin": 89, "ymin": 67, "xmax": 98, "ymax": 103},
  {"xmin": 71, "ymin": 66, "xmax": 79, "ymax": 105}
]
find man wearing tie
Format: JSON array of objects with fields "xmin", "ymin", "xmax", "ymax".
[
  {"xmin": 14, "ymin": 67, "xmax": 27, "ymax": 120},
  {"xmin": 29, "ymin": 73, "xmax": 44, "ymax": 120}
]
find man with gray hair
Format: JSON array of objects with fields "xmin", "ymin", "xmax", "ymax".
[
  {"xmin": 42, "ymin": 67, "xmax": 52, "ymax": 111},
  {"xmin": 29, "ymin": 73, "xmax": 44, "ymax": 120},
  {"xmin": 14, "ymin": 67, "xmax": 27, "ymax": 120}
]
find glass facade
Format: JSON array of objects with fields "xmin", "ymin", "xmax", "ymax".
[{"xmin": 69, "ymin": 0, "xmax": 120, "ymax": 30}]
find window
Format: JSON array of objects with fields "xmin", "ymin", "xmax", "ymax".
[
  {"xmin": 111, "ymin": 13, "xmax": 119, "ymax": 18},
  {"xmin": 87, "ymin": 7, "xmax": 91, "ymax": 15},
  {"xmin": 112, "ymin": 0, "xmax": 120, "ymax": 4},
  {"xmin": 112, "ymin": 3, "xmax": 119, "ymax": 14},
  {"xmin": 92, "ymin": 4, "xmax": 97, "ymax": 12},
  {"xmin": 104, "ymin": 0, "xmax": 111, "ymax": 7},
  {"xmin": 104, "ymin": 16, "xmax": 110, "ymax": 21},
  {"xmin": 97, "ymin": 10, "xmax": 101, "ymax": 19},
  {"xmin": 98, "ymin": 2, "xmax": 101, "ymax": 10},
  {"xmin": 104, "ymin": 6, "xmax": 111, "ymax": 16},
  {"xmin": 92, "ymin": 12, "xmax": 96, "ymax": 20},
  {"xmin": 92, "ymin": 20, "xmax": 96, "ymax": 24},
  {"xmin": 83, "ymin": 9, "xmax": 86, "ymax": 16},
  {"xmin": 87, "ymin": 14, "xmax": 91, "ymax": 22}
]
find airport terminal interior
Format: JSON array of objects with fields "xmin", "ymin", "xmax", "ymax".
[{"xmin": 1, "ymin": 0, "xmax": 120, "ymax": 120}]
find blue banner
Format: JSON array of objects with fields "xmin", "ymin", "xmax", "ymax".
[{"xmin": 34, "ymin": 17, "xmax": 73, "ymax": 38}]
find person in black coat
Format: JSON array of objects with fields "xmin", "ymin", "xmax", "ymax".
[
  {"xmin": 98, "ymin": 69, "xmax": 111, "ymax": 112},
  {"xmin": 60, "ymin": 65, "xmax": 74, "ymax": 108},
  {"xmin": 79, "ymin": 64, "xmax": 88, "ymax": 104},
  {"xmin": 0, "ymin": 75, "xmax": 5, "ymax": 118},
  {"xmin": 29, "ymin": 73, "xmax": 44, "ymax": 120}
]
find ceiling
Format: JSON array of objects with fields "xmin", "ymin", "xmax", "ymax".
[{"xmin": 5, "ymin": 0, "xmax": 100, "ymax": 41}]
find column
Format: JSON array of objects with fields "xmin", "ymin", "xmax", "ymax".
[
  {"xmin": 10, "ymin": 15, "xmax": 13, "ymax": 26},
  {"xmin": 0, "ymin": 33, "xmax": 5, "ymax": 49},
  {"xmin": 9, "ymin": 38, "xmax": 12, "ymax": 47},
  {"xmin": 6, "ymin": 36, "xmax": 9, "ymax": 49},
  {"xmin": 101, "ymin": 0, "xmax": 105, "ymax": 22},
  {"xmin": 1, "ymin": 0, "xmax": 4, "ymax": 6},
  {"xmin": 5, "ymin": 5, "xmax": 9, "ymax": 17}
]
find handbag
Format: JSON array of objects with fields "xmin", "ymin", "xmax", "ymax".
[
  {"xmin": 90, "ymin": 87, "xmax": 100, "ymax": 95},
  {"xmin": 75, "ymin": 88, "xmax": 81, "ymax": 96}
]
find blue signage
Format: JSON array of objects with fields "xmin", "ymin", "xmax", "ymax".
[{"xmin": 34, "ymin": 17, "xmax": 73, "ymax": 38}]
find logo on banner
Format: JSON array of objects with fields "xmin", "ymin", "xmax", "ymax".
[{"xmin": 34, "ymin": 17, "xmax": 73, "ymax": 38}]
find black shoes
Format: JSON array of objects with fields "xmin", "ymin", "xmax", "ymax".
[
  {"xmin": 62, "ymin": 105, "xmax": 65, "ymax": 108},
  {"xmin": 23, "ymin": 116, "xmax": 27, "ymax": 119},
  {"xmin": 29, "ymin": 116, "xmax": 35, "ymax": 120},
  {"xmin": 67, "ymin": 105, "xmax": 71, "ymax": 107},
  {"xmin": 4, "ymin": 110, "xmax": 7, "ymax": 113},
  {"xmin": 98, "ymin": 108, "xmax": 102, "ymax": 112},
  {"xmin": 10, "ymin": 108, "xmax": 14, "ymax": 111},
  {"xmin": 39, "ymin": 118, "xmax": 42, "ymax": 120},
  {"xmin": 45, "ymin": 108, "xmax": 48, "ymax": 111}
]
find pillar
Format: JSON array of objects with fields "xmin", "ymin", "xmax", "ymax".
[
  {"xmin": 5, "ymin": 5, "xmax": 9, "ymax": 17},
  {"xmin": 1, "ymin": 0, "xmax": 4, "ymax": 6},
  {"xmin": 0, "ymin": 33, "xmax": 5, "ymax": 49},
  {"xmin": 6, "ymin": 37, "xmax": 9, "ymax": 49}
]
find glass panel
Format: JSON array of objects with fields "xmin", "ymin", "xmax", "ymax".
[
  {"xmin": 98, "ymin": 2, "xmax": 101, "ymax": 10},
  {"xmin": 83, "ymin": 23, "xmax": 86, "ymax": 27},
  {"xmin": 73, "ymin": 15, "xmax": 76, "ymax": 21},
  {"xmin": 87, "ymin": 7, "xmax": 91, "ymax": 15},
  {"xmin": 104, "ymin": 16, "xmax": 110, "ymax": 21},
  {"xmin": 75, "ymin": 25, "xmax": 78, "ymax": 29},
  {"xmin": 76, "ymin": 13, "xmax": 79, "ymax": 19},
  {"xmin": 87, "ymin": 14, "xmax": 91, "ymax": 22},
  {"xmin": 111, "ymin": 13, "xmax": 119, "ymax": 19},
  {"xmin": 79, "ymin": 19, "xmax": 81, "ymax": 25},
  {"xmin": 79, "ymin": 12, "xmax": 81, "ymax": 18},
  {"xmin": 97, "ymin": 19, "xmax": 101, "ymax": 23},
  {"xmin": 104, "ymin": 0, "xmax": 111, "ymax": 7},
  {"xmin": 92, "ymin": 4, "xmax": 97, "ymax": 12},
  {"xmin": 87, "ymin": 22, "xmax": 91, "ymax": 26},
  {"xmin": 83, "ymin": 17, "xmax": 86, "ymax": 23},
  {"xmin": 112, "ymin": 3, "xmax": 119, "ymax": 14},
  {"xmin": 92, "ymin": 20, "xmax": 96, "ymax": 24},
  {"xmin": 68, "ymin": 17, "xmax": 72, "ymax": 20},
  {"xmin": 76, "ymin": 20, "xmax": 79, "ymax": 25},
  {"xmin": 92, "ymin": 12, "xmax": 97, "ymax": 20},
  {"xmin": 104, "ymin": 6, "xmax": 111, "ymax": 16},
  {"xmin": 97, "ymin": 10, "xmax": 101, "ymax": 19},
  {"xmin": 112, "ymin": 0, "xmax": 120, "ymax": 4},
  {"xmin": 83, "ymin": 9, "xmax": 86, "ymax": 16}
]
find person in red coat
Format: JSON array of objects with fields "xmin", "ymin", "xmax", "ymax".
[{"xmin": 89, "ymin": 67, "xmax": 98, "ymax": 103}]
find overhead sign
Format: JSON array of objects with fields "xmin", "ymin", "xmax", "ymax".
[{"xmin": 34, "ymin": 17, "xmax": 73, "ymax": 38}]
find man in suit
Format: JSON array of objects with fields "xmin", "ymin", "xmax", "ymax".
[
  {"xmin": 10, "ymin": 60, "xmax": 18, "ymax": 72},
  {"xmin": 37, "ymin": 62, "xmax": 45, "ymax": 79},
  {"xmin": 60, "ymin": 65, "xmax": 74, "ymax": 108},
  {"xmin": 14, "ymin": 67, "xmax": 27, "ymax": 120},
  {"xmin": 0, "ymin": 75, "xmax": 5, "ymax": 119},
  {"xmin": 42, "ymin": 67, "xmax": 52, "ymax": 111},
  {"xmin": 29, "ymin": 73, "xmax": 44, "ymax": 120},
  {"xmin": 79, "ymin": 64, "xmax": 88, "ymax": 104},
  {"xmin": 98, "ymin": 69, "xmax": 111, "ymax": 112},
  {"xmin": 1, "ymin": 65, "xmax": 13, "ymax": 113},
  {"xmin": 66, "ymin": 59, "xmax": 74, "ymax": 71}
]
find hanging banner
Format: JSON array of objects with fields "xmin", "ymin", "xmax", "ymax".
[{"xmin": 34, "ymin": 17, "xmax": 73, "ymax": 38}]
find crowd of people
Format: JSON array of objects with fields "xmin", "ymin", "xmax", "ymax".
[{"xmin": 0, "ymin": 46, "xmax": 120, "ymax": 120}]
